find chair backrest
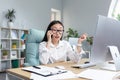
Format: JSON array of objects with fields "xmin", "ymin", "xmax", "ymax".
[{"xmin": 25, "ymin": 29, "xmax": 45, "ymax": 66}]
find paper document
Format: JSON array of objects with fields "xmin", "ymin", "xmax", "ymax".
[
  {"xmin": 30, "ymin": 71, "xmax": 76, "ymax": 80},
  {"xmin": 77, "ymin": 69, "xmax": 119, "ymax": 80}
]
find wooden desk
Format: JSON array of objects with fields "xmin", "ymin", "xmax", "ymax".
[{"xmin": 6, "ymin": 59, "xmax": 90, "ymax": 80}]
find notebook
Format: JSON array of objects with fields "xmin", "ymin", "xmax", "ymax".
[{"xmin": 77, "ymin": 69, "xmax": 118, "ymax": 80}]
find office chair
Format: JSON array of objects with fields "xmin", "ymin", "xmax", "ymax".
[{"xmin": 24, "ymin": 29, "xmax": 45, "ymax": 66}]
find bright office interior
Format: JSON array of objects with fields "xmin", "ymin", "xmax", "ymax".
[
  {"xmin": 0, "ymin": 0, "xmax": 118, "ymax": 36},
  {"xmin": 0, "ymin": 0, "xmax": 120, "ymax": 79}
]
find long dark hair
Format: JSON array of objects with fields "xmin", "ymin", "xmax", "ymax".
[{"xmin": 42, "ymin": 20, "xmax": 64, "ymax": 42}]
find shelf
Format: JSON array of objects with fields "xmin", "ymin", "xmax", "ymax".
[
  {"xmin": 1, "ymin": 59, "xmax": 10, "ymax": 61},
  {"xmin": 0, "ymin": 27, "xmax": 28, "ymax": 71}
]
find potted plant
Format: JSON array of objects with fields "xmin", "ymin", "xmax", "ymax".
[
  {"xmin": 12, "ymin": 42, "xmax": 17, "ymax": 49},
  {"xmin": 86, "ymin": 36, "xmax": 93, "ymax": 45},
  {"xmin": 64, "ymin": 28, "xmax": 79, "ymax": 40},
  {"xmin": 117, "ymin": 14, "xmax": 120, "ymax": 21},
  {"xmin": 5, "ymin": 9, "xmax": 16, "ymax": 27},
  {"xmin": 2, "ymin": 50, "xmax": 8, "ymax": 59}
]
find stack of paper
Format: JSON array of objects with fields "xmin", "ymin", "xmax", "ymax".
[
  {"xmin": 77, "ymin": 69, "xmax": 119, "ymax": 80},
  {"xmin": 22, "ymin": 66, "xmax": 77, "ymax": 80},
  {"xmin": 30, "ymin": 71, "xmax": 76, "ymax": 80}
]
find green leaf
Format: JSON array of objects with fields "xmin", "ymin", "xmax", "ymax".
[
  {"xmin": 5, "ymin": 9, "xmax": 16, "ymax": 22},
  {"xmin": 65, "ymin": 28, "xmax": 79, "ymax": 40}
]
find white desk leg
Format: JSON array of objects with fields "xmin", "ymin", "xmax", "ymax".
[{"xmin": 6, "ymin": 73, "xmax": 9, "ymax": 80}]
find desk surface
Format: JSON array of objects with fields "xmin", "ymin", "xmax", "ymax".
[{"xmin": 7, "ymin": 59, "xmax": 90, "ymax": 80}]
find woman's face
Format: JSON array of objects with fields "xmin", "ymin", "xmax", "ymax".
[{"xmin": 50, "ymin": 23, "xmax": 64, "ymax": 42}]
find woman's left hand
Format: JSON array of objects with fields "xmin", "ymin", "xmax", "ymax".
[{"xmin": 78, "ymin": 33, "xmax": 87, "ymax": 44}]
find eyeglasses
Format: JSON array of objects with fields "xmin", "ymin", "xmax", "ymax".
[{"xmin": 51, "ymin": 29, "xmax": 64, "ymax": 34}]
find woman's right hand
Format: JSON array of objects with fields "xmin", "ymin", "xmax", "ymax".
[
  {"xmin": 47, "ymin": 30, "xmax": 53, "ymax": 43},
  {"xmin": 46, "ymin": 30, "xmax": 53, "ymax": 49}
]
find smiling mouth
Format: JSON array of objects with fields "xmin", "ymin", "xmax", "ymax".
[{"xmin": 55, "ymin": 36, "xmax": 60, "ymax": 38}]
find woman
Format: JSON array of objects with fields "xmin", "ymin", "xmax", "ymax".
[{"xmin": 39, "ymin": 20, "xmax": 87, "ymax": 64}]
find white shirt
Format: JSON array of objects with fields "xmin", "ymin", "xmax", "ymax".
[{"xmin": 39, "ymin": 40, "xmax": 85, "ymax": 64}]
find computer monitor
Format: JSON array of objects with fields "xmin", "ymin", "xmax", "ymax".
[
  {"xmin": 90, "ymin": 15, "xmax": 120, "ymax": 65},
  {"xmin": 68, "ymin": 37, "xmax": 78, "ymax": 46}
]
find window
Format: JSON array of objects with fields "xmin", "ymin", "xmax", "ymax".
[
  {"xmin": 108, "ymin": 0, "xmax": 120, "ymax": 20},
  {"xmin": 51, "ymin": 8, "xmax": 61, "ymax": 21}
]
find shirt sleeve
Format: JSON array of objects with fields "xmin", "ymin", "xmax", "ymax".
[
  {"xmin": 39, "ymin": 42, "xmax": 52, "ymax": 64},
  {"xmin": 65, "ymin": 41, "xmax": 85, "ymax": 63}
]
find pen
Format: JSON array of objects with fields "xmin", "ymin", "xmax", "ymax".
[{"xmin": 33, "ymin": 66, "xmax": 41, "ymax": 69}]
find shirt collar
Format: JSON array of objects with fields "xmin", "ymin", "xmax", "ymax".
[{"xmin": 50, "ymin": 40, "xmax": 63, "ymax": 48}]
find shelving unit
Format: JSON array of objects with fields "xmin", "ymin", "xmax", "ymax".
[{"xmin": 0, "ymin": 27, "xmax": 28, "ymax": 72}]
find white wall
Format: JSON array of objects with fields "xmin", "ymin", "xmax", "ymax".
[
  {"xmin": 63, "ymin": 0, "xmax": 112, "ymax": 36},
  {"xmin": 0, "ymin": 0, "xmax": 62, "ymax": 30},
  {"xmin": 0, "ymin": 0, "xmax": 112, "ymax": 36}
]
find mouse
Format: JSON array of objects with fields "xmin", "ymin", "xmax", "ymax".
[
  {"xmin": 55, "ymin": 66, "xmax": 65, "ymax": 69},
  {"xmin": 84, "ymin": 61, "xmax": 90, "ymax": 64}
]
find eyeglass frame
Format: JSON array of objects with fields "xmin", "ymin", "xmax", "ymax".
[{"xmin": 51, "ymin": 28, "xmax": 64, "ymax": 34}]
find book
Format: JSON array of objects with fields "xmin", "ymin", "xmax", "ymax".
[
  {"xmin": 12, "ymin": 60, "xmax": 19, "ymax": 68},
  {"xmin": 11, "ymin": 30, "xmax": 18, "ymax": 39},
  {"xmin": 1, "ymin": 29, "xmax": 9, "ymax": 38},
  {"xmin": 11, "ymin": 51, "xmax": 17, "ymax": 59},
  {"xmin": 1, "ymin": 41, "xmax": 7, "ymax": 49},
  {"xmin": 1, "ymin": 61, "xmax": 10, "ymax": 70},
  {"xmin": 20, "ymin": 58, "xmax": 25, "ymax": 67},
  {"xmin": 21, "ymin": 33, "xmax": 27, "ymax": 39}
]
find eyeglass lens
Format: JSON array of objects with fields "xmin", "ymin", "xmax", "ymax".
[{"xmin": 51, "ymin": 29, "xmax": 64, "ymax": 34}]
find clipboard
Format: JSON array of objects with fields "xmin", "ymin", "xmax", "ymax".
[{"xmin": 22, "ymin": 66, "xmax": 67, "ymax": 77}]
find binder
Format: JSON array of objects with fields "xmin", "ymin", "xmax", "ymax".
[{"xmin": 12, "ymin": 60, "xmax": 19, "ymax": 68}]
